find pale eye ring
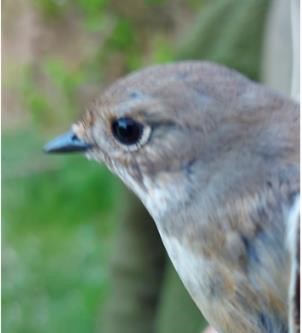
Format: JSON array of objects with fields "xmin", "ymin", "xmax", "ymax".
[{"xmin": 111, "ymin": 117, "xmax": 150, "ymax": 150}]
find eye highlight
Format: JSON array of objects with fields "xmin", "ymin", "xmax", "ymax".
[{"xmin": 111, "ymin": 117, "xmax": 144, "ymax": 146}]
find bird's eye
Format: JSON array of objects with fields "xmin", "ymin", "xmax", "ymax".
[{"xmin": 111, "ymin": 117, "xmax": 144, "ymax": 146}]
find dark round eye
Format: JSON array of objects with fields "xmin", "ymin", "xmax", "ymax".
[{"xmin": 111, "ymin": 117, "xmax": 144, "ymax": 145}]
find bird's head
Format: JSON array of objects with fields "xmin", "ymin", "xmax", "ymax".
[{"xmin": 44, "ymin": 61, "xmax": 259, "ymax": 218}]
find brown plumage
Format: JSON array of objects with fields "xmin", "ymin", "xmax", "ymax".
[{"xmin": 45, "ymin": 61, "xmax": 300, "ymax": 333}]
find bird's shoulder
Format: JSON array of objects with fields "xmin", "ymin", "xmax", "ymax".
[{"xmin": 178, "ymin": 166, "xmax": 299, "ymax": 333}]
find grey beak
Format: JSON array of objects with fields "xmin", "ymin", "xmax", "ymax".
[{"xmin": 43, "ymin": 130, "xmax": 94, "ymax": 154}]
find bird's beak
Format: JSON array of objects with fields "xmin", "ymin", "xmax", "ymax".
[{"xmin": 43, "ymin": 130, "xmax": 94, "ymax": 154}]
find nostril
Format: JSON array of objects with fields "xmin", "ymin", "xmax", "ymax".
[{"xmin": 43, "ymin": 130, "xmax": 93, "ymax": 154}]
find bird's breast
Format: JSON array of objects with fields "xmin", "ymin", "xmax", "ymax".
[
  {"xmin": 158, "ymin": 231, "xmax": 289, "ymax": 333},
  {"xmin": 159, "ymin": 233, "xmax": 233, "ymax": 332}
]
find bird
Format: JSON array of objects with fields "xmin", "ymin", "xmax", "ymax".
[{"xmin": 44, "ymin": 61, "xmax": 300, "ymax": 333}]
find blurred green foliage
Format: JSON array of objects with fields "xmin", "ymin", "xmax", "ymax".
[
  {"xmin": 34, "ymin": 0, "xmax": 108, "ymax": 21},
  {"xmin": 2, "ymin": 129, "xmax": 122, "ymax": 333},
  {"xmin": 20, "ymin": 59, "xmax": 88, "ymax": 126}
]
